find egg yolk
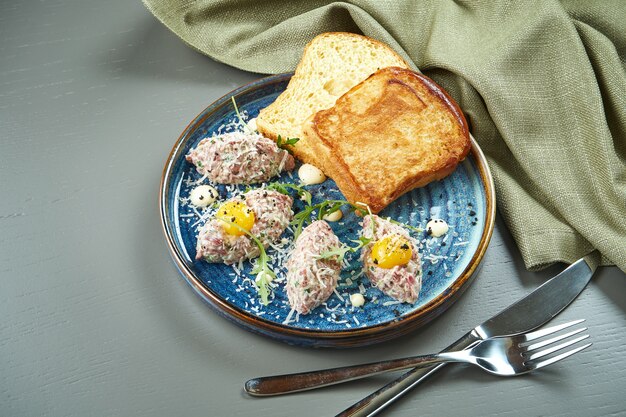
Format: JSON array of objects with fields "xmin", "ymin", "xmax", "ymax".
[
  {"xmin": 216, "ymin": 201, "xmax": 255, "ymax": 236},
  {"xmin": 370, "ymin": 235, "xmax": 412, "ymax": 269}
]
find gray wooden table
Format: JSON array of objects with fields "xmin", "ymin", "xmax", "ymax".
[{"xmin": 1, "ymin": 1, "xmax": 625, "ymax": 416}]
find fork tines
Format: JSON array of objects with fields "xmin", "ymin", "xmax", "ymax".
[{"xmin": 520, "ymin": 319, "xmax": 591, "ymax": 370}]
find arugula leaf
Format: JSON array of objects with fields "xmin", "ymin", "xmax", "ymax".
[
  {"xmin": 266, "ymin": 182, "xmax": 312, "ymax": 206},
  {"xmin": 251, "ymin": 253, "xmax": 275, "ymax": 306},
  {"xmin": 217, "ymin": 217, "xmax": 274, "ymax": 305},
  {"xmin": 317, "ymin": 236, "xmax": 373, "ymax": 263},
  {"xmin": 290, "ymin": 199, "xmax": 368, "ymax": 240},
  {"xmin": 317, "ymin": 201, "xmax": 344, "ymax": 220},
  {"xmin": 291, "ymin": 204, "xmax": 316, "ymax": 240}
]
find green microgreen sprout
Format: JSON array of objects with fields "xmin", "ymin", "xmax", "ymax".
[
  {"xmin": 216, "ymin": 217, "xmax": 274, "ymax": 305},
  {"xmin": 276, "ymin": 134, "xmax": 300, "ymax": 151},
  {"xmin": 231, "ymin": 96, "xmax": 255, "ymax": 134}
]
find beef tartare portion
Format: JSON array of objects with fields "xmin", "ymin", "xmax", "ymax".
[
  {"xmin": 186, "ymin": 131, "xmax": 295, "ymax": 184},
  {"xmin": 285, "ymin": 220, "xmax": 342, "ymax": 315},
  {"xmin": 196, "ymin": 189, "xmax": 293, "ymax": 264},
  {"xmin": 361, "ymin": 215, "xmax": 422, "ymax": 304}
]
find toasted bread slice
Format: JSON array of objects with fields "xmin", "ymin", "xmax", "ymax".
[
  {"xmin": 256, "ymin": 32, "xmax": 410, "ymax": 166},
  {"xmin": 303, "ymin": 67, "xmax": 471, "ymax": 213}
]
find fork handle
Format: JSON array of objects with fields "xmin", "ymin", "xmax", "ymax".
[
  {"xmin": 336, "ymin": 331, "xmax": 482, "ymax": 417},
  {"xmin": 245, "ymin": 354, "xmax": 448, "ymax": 396}
]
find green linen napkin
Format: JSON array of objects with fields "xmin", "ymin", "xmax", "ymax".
[{"xmin": 144, "ymin": 0, "xmax": 626, "ymax": 272}]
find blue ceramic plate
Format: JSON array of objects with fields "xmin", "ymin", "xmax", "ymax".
[{"xmin": 160, "ymin": 73, "xmax": 495, "ymax": 348}]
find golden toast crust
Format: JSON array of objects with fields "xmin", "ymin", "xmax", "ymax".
[{"xmin": 303, "ymin": 67, "xmax": 470, "ymax": 213}]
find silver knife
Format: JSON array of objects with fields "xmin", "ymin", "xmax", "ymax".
[{"xmin": 336, "ymin": 257, "xmax": 596, "ymax": 417}]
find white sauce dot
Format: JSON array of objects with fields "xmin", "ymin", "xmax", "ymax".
[
  {"xmin": 190, "ymin": 185, "xmax": 219, "ymax": 207},
  {"xmin": 350, "ymin": 293, "xmax": 365, "ymax": 308},
  {"xmin": 247, "ymin": 118, "xmax": 257, "ymax": 132},
  {"xmin": 323, "ymin": 209, "xmax": 343, "ymax": 222},
  {"xmin": 298, "ymin": 164, "xmax": 326, "ymax": 185},
  {"xmin": 426, "ymin": 219, "xmax": 449, "ymax": 237}
]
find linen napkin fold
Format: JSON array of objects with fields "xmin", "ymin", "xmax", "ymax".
[{"xmin": 144, "ymin": 0, "xmax": 626, "ymax": 272}]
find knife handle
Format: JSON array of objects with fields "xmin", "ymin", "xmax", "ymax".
[{"xmin": 336, "ymin": 330, "xmax": 481, "ymax": 417}]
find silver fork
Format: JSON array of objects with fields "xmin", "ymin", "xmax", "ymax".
[{"xmin": 245, "ymin": 319, "xmax": 590, "ymax": 396}]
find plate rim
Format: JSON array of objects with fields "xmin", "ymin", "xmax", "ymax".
[{"xmin": 159, "ymin": 73, "xmax": 496, "ymax": 347}]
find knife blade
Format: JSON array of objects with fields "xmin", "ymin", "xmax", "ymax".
[{"xmin": 336, "ymin": 257, "xmax": 596, "ymax": 417}]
